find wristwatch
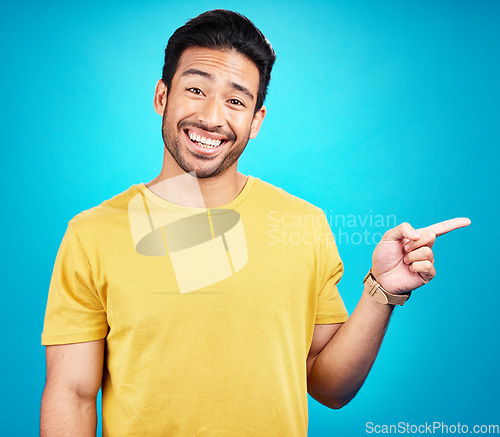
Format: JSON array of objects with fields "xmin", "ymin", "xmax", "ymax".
[{"xmin": 363, "ymin": 270, "xmax": 411, "ymax": 306}]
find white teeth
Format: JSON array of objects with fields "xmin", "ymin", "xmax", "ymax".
[{"xmin": 187, "ymin": 130, "xmax": 223, "ymax": 149}]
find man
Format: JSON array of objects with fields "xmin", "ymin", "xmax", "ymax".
[{"xmin": 40, "ymin": 9, "xmax": 470, "ymax": 437}]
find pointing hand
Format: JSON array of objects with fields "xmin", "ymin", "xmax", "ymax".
[{"xmin": 371, "ymin": 218, "xmax": 471, "ymax": 294}]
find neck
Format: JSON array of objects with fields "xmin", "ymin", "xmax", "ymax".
[{"xmin": 146, "ymin": 153, "xmax": 247, "ymax": 208}]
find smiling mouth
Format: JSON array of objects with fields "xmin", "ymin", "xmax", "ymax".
[{"xmin": 185, "ymin": 128, "xmax": 227, "ymax": 150}]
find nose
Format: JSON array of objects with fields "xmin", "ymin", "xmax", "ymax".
[{"xmin": 197, "ymin": 96, "xmax": 225, "ymax": 128}]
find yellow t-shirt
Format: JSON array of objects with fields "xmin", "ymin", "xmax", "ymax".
[{"xmin": 42, "ymin": 176, "xmax": 348, "ymax": 436}]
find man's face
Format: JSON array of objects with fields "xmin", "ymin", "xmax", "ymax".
[{"xmin": 155, "ymin": 47, "xmax": 266, "ymax": 178}]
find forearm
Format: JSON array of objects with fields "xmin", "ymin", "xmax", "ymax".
[
  {"xmin": 40, "ymin": 386, "xmax": 98, "ymax": 437},
  {"xmin": 308, "ymin": 288, "xmax": 394, "ymax": 409}
]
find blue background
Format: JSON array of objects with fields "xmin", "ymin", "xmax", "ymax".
[{"xmin": 2, "ymin": 0, "xmax": 498, "ymax": 435}]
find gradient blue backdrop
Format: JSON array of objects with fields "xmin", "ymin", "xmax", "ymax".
[{"xmin": 2, "ymin": 0, "xmax": 498, "ymax": 435}]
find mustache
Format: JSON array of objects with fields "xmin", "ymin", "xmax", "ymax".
[{"xmin": 177, "ymin": 120, "xmax": 236, "ymax": 142}]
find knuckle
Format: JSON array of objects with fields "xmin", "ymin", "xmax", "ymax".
[
  {"xmin": 423, "ymin": 246, "xmax": 433, "ymax": 257},
  {"xmin": 426, "ymin": 229, "xmax": 436, "ymax": 241}
]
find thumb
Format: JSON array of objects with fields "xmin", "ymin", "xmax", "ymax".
[{"xmin": 382, "ymin": 222, "xmax": 421, "ymax": 242}]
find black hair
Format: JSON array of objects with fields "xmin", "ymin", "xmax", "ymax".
[{"xmin": 162, "ymin": 9, "xmax": 276, "ymax": 112}]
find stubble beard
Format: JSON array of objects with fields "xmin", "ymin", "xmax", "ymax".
[{"xmin": 161, "ymin": 114, "xmax": 250, "ymax": 179}]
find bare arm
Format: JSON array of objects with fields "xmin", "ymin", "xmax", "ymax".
[
  {"xmin": 307, "ymin": 293, "xmax": 393, "ymax": 409},
  {"xmin": 41, "ymin": 339, "xmax": 105, "ymax": 437}
]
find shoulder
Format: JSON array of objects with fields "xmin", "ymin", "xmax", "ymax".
[
  {"xmin": 252, "ymin": 177, "xmax": 325, "ymax": 217},
  {"xmin": 68, "ymin": 184, "xmax": 142, "ymax": 238}
]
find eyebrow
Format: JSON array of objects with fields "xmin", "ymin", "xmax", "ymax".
[{"xmin": 180, "ymin": 68, "xmax": 255, "ymax": 101}]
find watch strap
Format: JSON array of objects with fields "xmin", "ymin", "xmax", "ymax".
[{"xmin": 363, "ymin": 270, "xmax": 411, "ymax": 306}]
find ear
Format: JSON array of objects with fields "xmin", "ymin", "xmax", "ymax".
[
  {"xmin": 153, "ymin": 79, "xmax": 168, "ymax": 115},
  {"xmin": 249, "ymin": 106, "xmax": 267, "ymax": 139}
]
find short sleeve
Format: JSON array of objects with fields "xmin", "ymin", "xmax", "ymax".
[
  {"xmin": 41, "ymin": 223, "xmax": 109, "ymax": 345},
  {"xmin": 315, "ymin": 215, "xmax": 349, "ymax": 324}
]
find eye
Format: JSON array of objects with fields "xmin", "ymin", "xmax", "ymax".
[
  {"xmin": 187, "ymin": 87, "xmax": 203, "ymax": 95},
  {"xmin": 229, "ymin": 98, "xmax": 244, "ymax": 107}
]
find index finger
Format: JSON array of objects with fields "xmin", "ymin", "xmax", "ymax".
[{"xmin": 425, "ymin": 217, "xmax": 471, "ymax": 237}]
